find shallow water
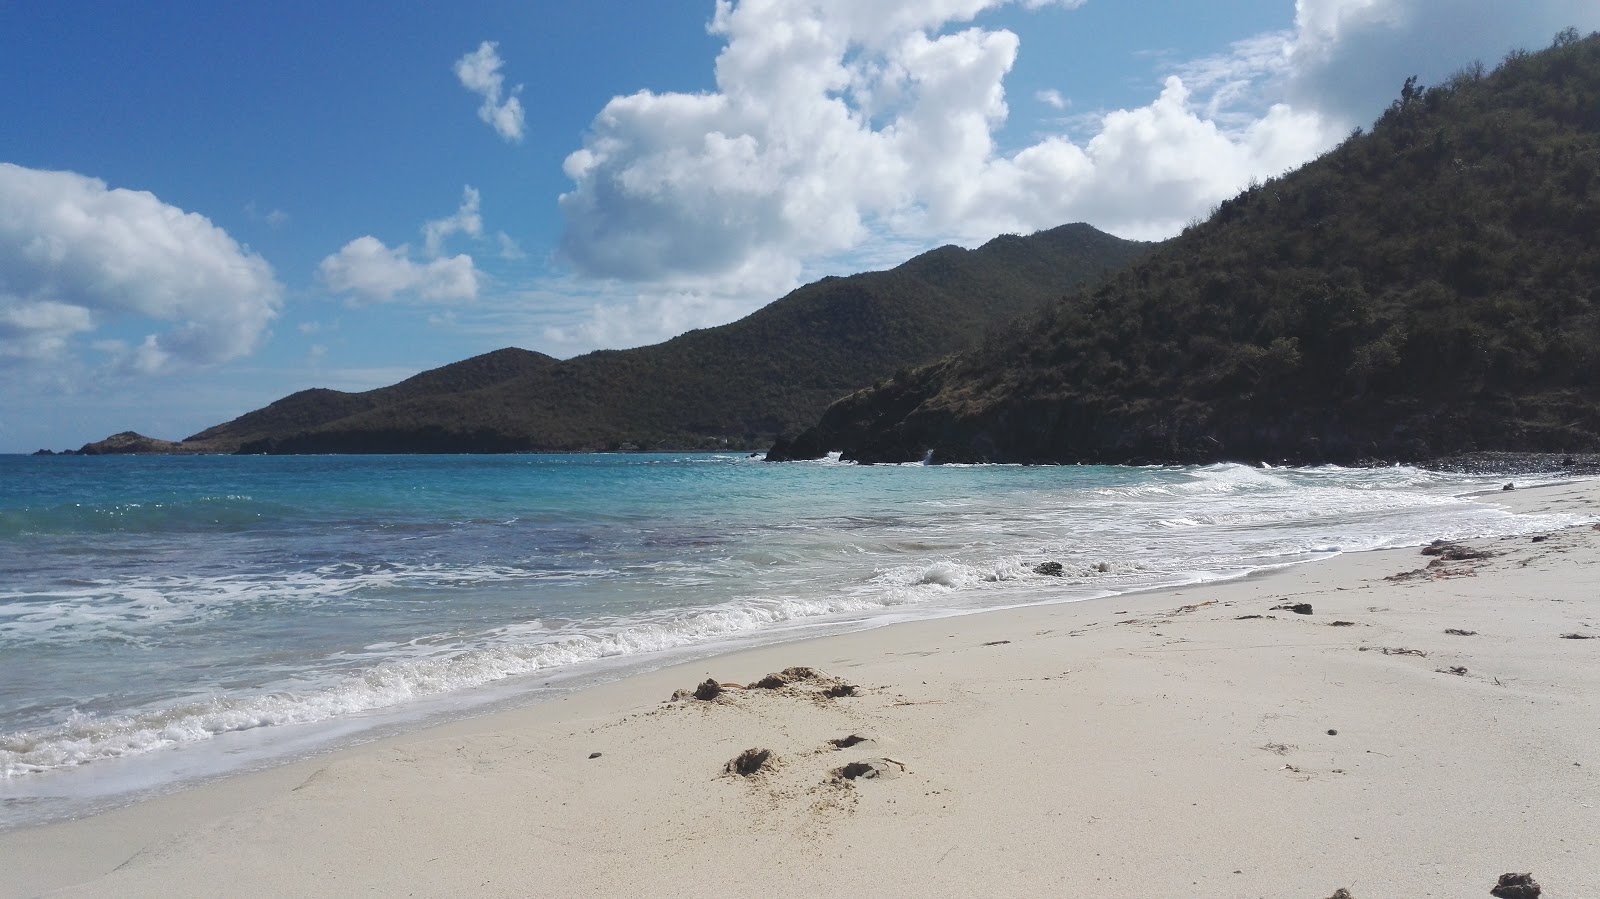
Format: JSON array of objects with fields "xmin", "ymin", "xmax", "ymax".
[{"xmin": 0, "ymin": 453, "xmax": 1588, "ymax": 826}]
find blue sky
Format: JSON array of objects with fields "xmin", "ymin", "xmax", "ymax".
[{"xmin": 2, "ymin": 0, "xmax": 1595, "ymax": 452}]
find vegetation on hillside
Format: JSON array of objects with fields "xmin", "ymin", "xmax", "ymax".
[
  {"xmin": 176, "ymin": 225, "xmax": 1149, "ymax": 454},
  {"xmin": 772, "ymin": 31, "xmax": 1600, "ymax": 465}
]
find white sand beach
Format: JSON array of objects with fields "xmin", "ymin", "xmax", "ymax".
[{"xmin": 5, "ymin": 480, "xmax": 1598, "ymax": 898}]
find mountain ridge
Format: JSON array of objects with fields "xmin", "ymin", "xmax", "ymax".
[{"xmin": 65, "ymin": 223, "xmax": 1152, "ymax": 454}]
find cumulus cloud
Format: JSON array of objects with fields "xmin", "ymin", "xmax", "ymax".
[
  {"xmin": 422, "ymin": 186, "xmax": 484, "ymax": 257},
  {"xmin": 318, "ymin": 187, "xmax": 489, "ymax": 305},
  {"xmin": 0, "ymin": 162, "xmax": 282, "ymax": 373},
  {"xmin": 1035, "ymin": 88, "xmax": 1068, "ymax": 109},
  {"xmin": 556, "ymin": 0, "xmax": 1335, "ymax": 293},
  {"xmin": 319, "ymin": 237, "xmax": 479, "ymax": 304},
  {"xmin": 454, "ymin": 41, "xmax": 525, "ymax": 142}
]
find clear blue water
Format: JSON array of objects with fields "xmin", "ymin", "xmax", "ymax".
[{"xmin": 0, "ymin": 452, "xmax": 1589, "ymax": 827}]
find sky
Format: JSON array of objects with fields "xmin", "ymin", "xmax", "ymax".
[{"xmin": 2, "ymin": 0, "xmax": 1596, "ymax": 452}]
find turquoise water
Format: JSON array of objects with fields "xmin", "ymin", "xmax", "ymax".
[{"xmin": 0, "ymin": 453, "xmax": 1588, "ymax": 826}]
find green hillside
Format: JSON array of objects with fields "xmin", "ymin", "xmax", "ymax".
[
  {"xmin": 175, "ymin": 223, "xmax": 1149, "ymax": 454},
  {"xmin": 771, "ymin": 31, "xmax": 1600, "ymax": 465}
]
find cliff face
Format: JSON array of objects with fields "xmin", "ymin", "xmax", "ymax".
[
  {"xmin": 170, "ymin": 224, "xmax": 1150, "ymax": 454},
  {"xmin": 773, "ymin": 33, "xmax": 1600, "ymax": 465}
]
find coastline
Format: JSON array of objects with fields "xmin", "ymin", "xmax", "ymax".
[{"xmin": 5, "ymin": 480, "xmax": 1599, "ymax": 897}]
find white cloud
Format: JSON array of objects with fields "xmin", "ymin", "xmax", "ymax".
[
  {"xmin": 245, "ymin": 201, "xmax": 290, "ymax": 229},
  {"xmin": 496, "ymin": 232, "xmax": 526, "ymax": 260},
  {"xmin": 319, "ymin": 188, "xmax": 490, "ymax": 304},
  {"xmin": 540, "ymin": 282, "xmax": 780, "ymax": 352},
  {"xmin": 1035, "ymin": 88, "xmax": 1068, "ymax": 109},
  {"xmin": 0, "ymin": 163, "xmax": 282, "ymax": 373},
  {"xmin": 422, "ymin": 186, "xmax": 483, "ymax": 257},
  {"xmin": 319, "ymin": 237, "xmax": 479, "ymax": 304},
  {"xmin": 555, "ymin": 0, "xmax": 1337, "ymax": 298},
  {"xmin": 454, "ymin": 41, "xmax": 526, "ymax": 143},
  {"xmin": 0, "ymin": 301, "xmax": 94, "ymax": 363}
]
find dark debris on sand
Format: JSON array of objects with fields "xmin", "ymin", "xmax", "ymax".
[
  {"xmin": 1421, "ymin": 540, "xmax": 1494, "ymax": 561},
  {"xmin": 672, "ymin": 667, "xmax": 861, "ymax": 704},
  {"xmin": 726, "ymin": 748, "xmax": 774, "ymax": 777},
  {"xmin": 747, "ymin": 666, "xmax": 820, "ymax": 689},
  {"xmin": 1360, "ymin": 646, "xmax": 1427, "ymax": 657},
  {"xmin": 1490, "ymin": 872, "xmax": 1541, "ymax": 898},
  {"xmin": 1271, "ymin": 602, "xmax": 1314, "ymax": 615},
  {"xmin": 832, "ymin": 758, "xmax": 905, "ymax": 782},
  {"xmin": 667, "ymin": 678, "xmax": 730, "ymax": 702}
]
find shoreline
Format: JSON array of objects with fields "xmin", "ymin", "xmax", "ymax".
[{"xmin": 5, "ymin": 479, "xmax": 1599, "ymax": 897}]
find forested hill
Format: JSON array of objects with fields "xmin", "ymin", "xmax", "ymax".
[
  {"xmin": 160, "ymin": 223, "xmax": 1149, "ymax": 454},
  {"xmin": 770, "ymin": 31, "xmax": 1600, "ymax": 466}
]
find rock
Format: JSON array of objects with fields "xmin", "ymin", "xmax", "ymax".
[
  {"xmin": 1327, "ymin": 729, "xmax": 1338, "ymax": 736},
  {"xmin": 31, "ymin": 448, "xmax": 55, "ymax": 456},
  {"xmin": 693, "ymin": 678, "xmax": 723, "ymax": 700},
  {"xmin": 726, "ymin": 748, "xmax": 773, "ymax": 777},
  {"xmin": 1034, "ymin": 561, "xmax": 1065, "ymax": 576},
  {"xmin": 1325, "ymin": 890, "xmax": 1355, "ymax": 899},
  {"xmin": 1490, "ymin": 872, "xmax": 1540, "ymax": 898},
  {"xmin": 588, "ymin": 752, "xmax": 602, "ymax": 759},
  {"xmin": 1271, "ymin": 602, "xmax": 1314, "ymax": 615},
  {"xmin": 764, "ymin": 433, "xmax": 827, "ymax": 463},
  {"xmin": 1560, "ymin": 632, "xmax": 1595, "ymax": 640},
  {"xmin": 1502, "ymin": 482, "xmax": 1515, "ymax": 491}
]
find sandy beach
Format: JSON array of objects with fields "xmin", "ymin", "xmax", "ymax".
[{"xmin": 5, "ymin": 479, "xmax": 1598, "ymax": 898}]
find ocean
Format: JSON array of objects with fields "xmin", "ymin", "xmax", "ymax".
[{"xmin": 0, "ymin": 452, "xmax": 1589, "ymax": 828}]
